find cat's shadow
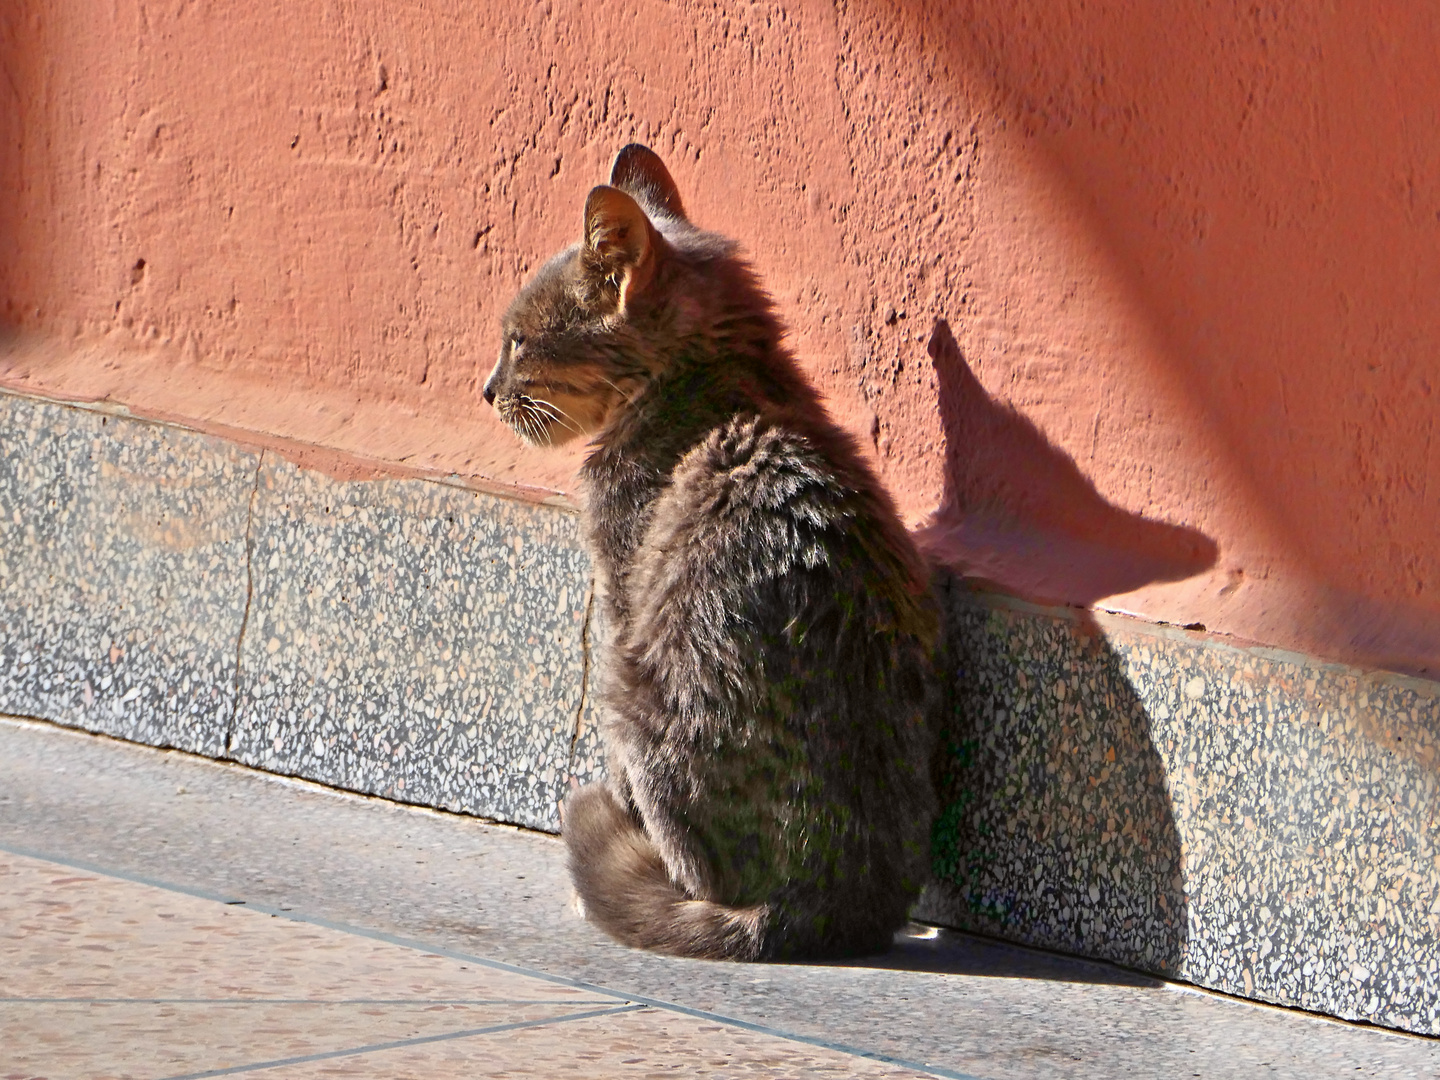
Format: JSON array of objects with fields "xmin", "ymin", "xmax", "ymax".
[
  {"xmin": 867, "ymin": 321, "xmax": 1215, "ymax": 985},
  {"xmin": 829, "ymin": 922, "xmax": 1162, "ymax": 988},
  {"xmin": 916, "ymin": 319, "xmax": 1218, "ymax": 606}
]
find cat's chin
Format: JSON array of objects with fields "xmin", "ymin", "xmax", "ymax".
[
  {"xmin": 494, "ymin": 398, "xmax": 592, "ymax": 448},
  {"xmin": 514, "ymin": 427, "xmax": 575, "ymax": 449},
  {"xmin": 521, "ymin": 404, "xmax": 626, "ymax": 449}
]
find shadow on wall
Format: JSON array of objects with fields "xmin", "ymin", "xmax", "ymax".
[
  {"xmin": 917, "ymin": 322, "xmax": 1216, "ymax": 976},
  {"xmin": 917, "ymin": 320, "xmax": 1218, "ymax": 608}
]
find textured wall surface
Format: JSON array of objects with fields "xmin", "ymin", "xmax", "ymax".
[
  {"xmin": 3, "ymin": 390, "xmax": 1438, "ymax": 1034},
  {"xmin": 2, "ymin": 1, "xmax": 1437, "ymax": 676}
]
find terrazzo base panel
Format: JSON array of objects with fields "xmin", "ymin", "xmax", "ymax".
[
  {"xmin": 0, "ymin": 390, "xmax": 603, "ymax": 831},
  {"xmin": 919, "ymin": 581, "xmax": 1440, "ymax": 1035},
  {"xmin": 3, "ymin": 388, "xmax": 1439, "ymax": 1034},
  {"xmin": 228, "ymin": 457, "xmax": 606, "ymax": 831},
  {"xmin": 0, "ymin": 393, "xmax": 257, "ymax": 755}
]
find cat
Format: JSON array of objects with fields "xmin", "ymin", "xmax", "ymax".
[{"xmin": 483, "ymin": 144, "xmax": 938, "ymax": 960}]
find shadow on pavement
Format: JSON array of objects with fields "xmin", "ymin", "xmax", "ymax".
[{"xmin": 841, "ymin": 923, "xmax": 1163, "ymax": 987}]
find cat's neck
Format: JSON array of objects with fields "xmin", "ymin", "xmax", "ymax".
[
  {"xmin": 587, "ymin": 331, "xmax": 785, "ymax": 462},
  {"xmin": 577, "ymin": 341, "xmax": 796, "ymax": 627}
]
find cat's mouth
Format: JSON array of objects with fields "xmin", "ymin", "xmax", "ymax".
[
  {"xmin": 494, "ymin": 393, "xmax": 575, "ymax": 447},
  {"xmin": 493, "ymin": 389, "xmax": 616, "ymax": 447}
]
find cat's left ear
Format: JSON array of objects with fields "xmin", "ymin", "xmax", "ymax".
[
  {"xmin": 610, "ymin": 144, "xmax": 687, "ymax": 221},
  {"xmin": 583, "ymin": 185, "xmax": 661, "ymax": 309}
]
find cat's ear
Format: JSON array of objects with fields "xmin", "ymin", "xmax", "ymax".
[
  {"xmin": 583, "ymin": 184, "xmax": 661, "ymax": 308},
  {"xmin": 610, "ymin": 144, "xmax": 686, "ymax": 222}
]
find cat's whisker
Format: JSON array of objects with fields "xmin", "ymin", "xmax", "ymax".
[
  {"xmin": 541, "ymin": 413, "xmax": 582, "ymax": 437},
  {"xmin": 523, "ymin": 396, "xmax": 559, "ymax": 420},
  {"xmin": 595, "ymin": 373, "xmax": 646, "ymax": 405},
  {"xmin": 519, "ymin": 403, "xmax": 554, "ymax": 447},
  {"xmin": 529, "ymin": 397, "xmax": 585, "ymax": 436},
  {"xmin": 521, "ymin": 401, "xmax": 561, "ymax": 444},
  {"xmin": 515, "ymin": 405, "xmax": 538, "ymax": 444},
  {"xmin": 595, "ymin": 375, "xmax": 629, "ymax": 395}
]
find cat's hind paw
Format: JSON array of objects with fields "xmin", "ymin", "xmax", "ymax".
[{"xmin": 569, "ymin": 887, "xmax": 588, "ymax": 921}]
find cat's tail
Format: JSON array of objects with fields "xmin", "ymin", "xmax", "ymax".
[{"xmin": 562, "ymin": 783, "xmax": 769, "ymax": 961}]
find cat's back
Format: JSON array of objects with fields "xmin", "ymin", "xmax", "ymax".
[{"xmin": 621, "ymin": 403, "xmax": 937, "ymax": 728}]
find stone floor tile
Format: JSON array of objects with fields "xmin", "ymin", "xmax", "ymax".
[{"xmin": 0, "ymin": 851, "xmax": 623, "ymax": 1080}]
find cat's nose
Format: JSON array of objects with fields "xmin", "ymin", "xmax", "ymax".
[{"xmin": 482, "ymin": 358, "xmax": 505, "ymax": 406}]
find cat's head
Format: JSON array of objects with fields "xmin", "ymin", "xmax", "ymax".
[{"xmin": 484, "ymin": 144, "xmax": 690, "ymax": 447}]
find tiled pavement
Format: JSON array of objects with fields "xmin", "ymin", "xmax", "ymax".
[
  {"xmin": 2, "ymin": 716, "xmax": 1437, "ymax": 1079},
  {"xmin": 1, "ymin": 851, "xmax": 933, "ymax": 1078}
]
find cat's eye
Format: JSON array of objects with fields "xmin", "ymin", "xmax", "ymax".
[{"xmin": 510, "ymin": 333, "xmax": 526, "ymax": 349}]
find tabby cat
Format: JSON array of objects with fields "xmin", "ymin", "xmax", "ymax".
[{"xmin": 484, "ymin": 145, "xmax": 937, "ymax": 960}]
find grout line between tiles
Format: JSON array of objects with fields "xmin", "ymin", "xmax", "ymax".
[{"xmin": 224, "ymin": 450, "xmax": 264, "ymax": 758}]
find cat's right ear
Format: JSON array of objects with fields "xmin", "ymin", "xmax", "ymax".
[
  {"xmin": 610, "ymin": 144, "xmax": 687, "ymax": 221},
  {"xmin": 583, "ymin": 185, "xmax": 661, "ymax": 309}
]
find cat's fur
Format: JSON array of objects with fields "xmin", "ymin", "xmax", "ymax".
[{"xmin": 484, "ymin": 145, "xmax": 937, "ymax": 960}]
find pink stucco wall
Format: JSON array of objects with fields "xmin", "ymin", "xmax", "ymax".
[{"xmin": 2, "ymin": 1, "xmax": 1437, "ymax": 676}]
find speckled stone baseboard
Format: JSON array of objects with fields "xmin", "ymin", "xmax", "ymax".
[
  {"xmin": 227, "ymin": 456, "xmax": 605, "ymax": 831},
  {"xmin": 918, "ymin": 580, "xmax": 1440, "ymax": 1035},
  {"xmin": 0, "ymin": 394, "xmax": 256, "ymax": 754},
  {"xmin": 0, "ymin": 389, "xmax": 603, "ymax": 830},
  {"xmin": 4, "ymin": 388, "xmax": 1439, "ymax": 1034}
]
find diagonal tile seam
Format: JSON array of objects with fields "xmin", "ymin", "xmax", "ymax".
[
  {"xmin": 155, "ymin": 1003, "xmax": 649, "ymax": 1080},
  {"xmin": 0, "ymin": 841, "xmax": 983, "ymax": 1080}
]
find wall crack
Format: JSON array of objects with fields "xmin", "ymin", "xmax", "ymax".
[
  {"xmin": 226, "ymin": 451, "xmax": 264, "ymax": 757},
  {"xmin": 564, "ymin": 578, "xmax": 597, "ymax": 787}
]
